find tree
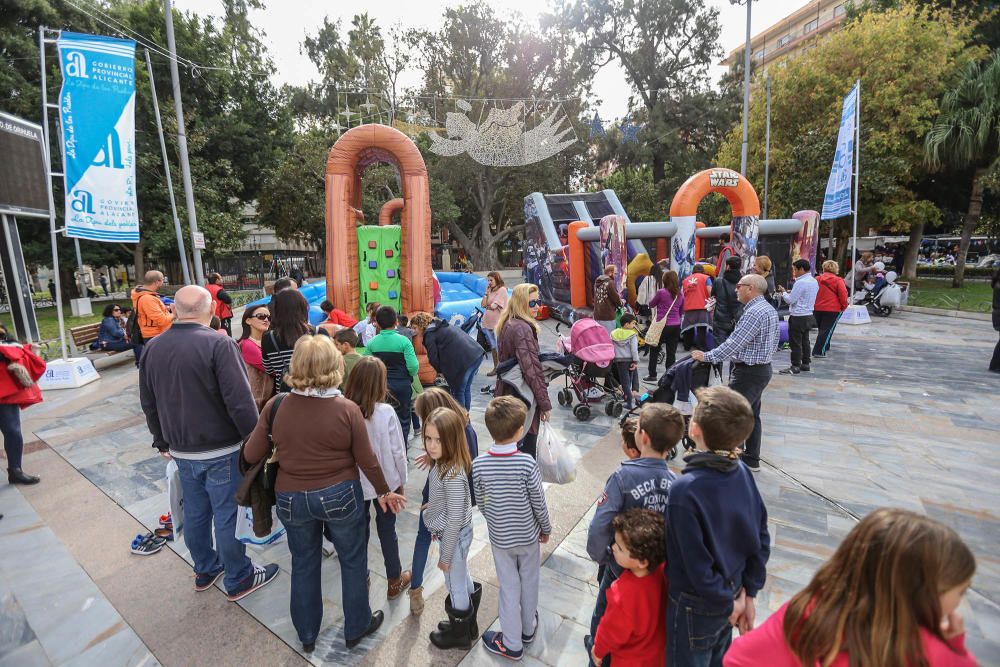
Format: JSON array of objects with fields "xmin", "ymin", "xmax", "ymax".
[
  {"xmin": 925, "ymin": 50, "xmax": 1000, "ymax": 287},
  {"xmin": 716, "ymin": 4, "xmax": 983, "ymax": 271}
]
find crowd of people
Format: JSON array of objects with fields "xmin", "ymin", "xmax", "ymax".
[{"xmin": 5, "ymin": 256, "xmax": 973, "ymax": 665}]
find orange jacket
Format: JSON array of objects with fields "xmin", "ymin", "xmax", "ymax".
[{"xmin": 131, "ymin": 288, "xmax": 173, "ymax": 339}]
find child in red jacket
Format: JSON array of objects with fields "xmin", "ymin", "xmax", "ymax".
[{"xmin": 591, "ymin": 508, "xmax": 667, "ymax": 667}]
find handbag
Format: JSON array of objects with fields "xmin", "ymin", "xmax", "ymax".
[
  {"xmin": 644, "ymin": 295, "xmax": 677, "ymax": 347},
  {"xmin": 236, "ymin": 392, "xmax": 287, "ymax": 506}
]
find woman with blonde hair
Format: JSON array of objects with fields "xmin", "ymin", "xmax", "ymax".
[
  {"xmin": 725, "ymin": 508, "xmax": 978, "ymax": 667},
  {"xmin": 244, "ymin": 335, "xmax": 406, "ymax": 653},
  {"xmin": 494, "ymin": 283, "xmax": 551, "ymax": 458},
  {"xmin": 481, "ymin": 271, "xmax": 508, "ymax": 375},
  {"xmin": 751, "ymin": 255, "xmax": 777, "ymax": 306},
  {"xmin": 813, "ymin": 260, "xmax": 849, "ymax": 358}
]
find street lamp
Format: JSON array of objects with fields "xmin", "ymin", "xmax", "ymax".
[{"xmin": 730, "ymin": 0, "xmax": 756, "ymax": 177}]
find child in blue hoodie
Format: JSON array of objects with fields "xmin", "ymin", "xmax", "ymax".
[
  {"xmin": 666, "ymin": 386, "xmax": 770, "ymax": 667},
  {"xmin": 584, "ymin": 403, "xmax": 683, "ymax": 666},
  {"xmin": 611, "ymin": 313, "xmax": 641, "ymax": 409}
]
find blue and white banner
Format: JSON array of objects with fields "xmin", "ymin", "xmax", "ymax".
[
  {"xmin": 821, "ymin": 83, "xmax": 858, "ymax": 220},
  {"xmin": 57, "ymin": 31, "xmax": 139, "ymax": 242}
]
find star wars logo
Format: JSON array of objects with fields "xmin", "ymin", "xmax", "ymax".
[{"xmin": 709, "ymin": 169, "xmax": 740, "ymax": 188}]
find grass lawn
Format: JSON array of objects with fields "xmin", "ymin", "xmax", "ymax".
[
  {"xmin": 1, "ymin": 306, "xmax": 105, "ymax": 344},
  {"xmin": 905, "ymin": 278, "xmax": 994, "ymax": 313}
]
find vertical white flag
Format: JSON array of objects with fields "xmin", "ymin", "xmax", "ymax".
[{"xmin": 821, "ymin": 83, "xmax": 858, "ymax": 220}]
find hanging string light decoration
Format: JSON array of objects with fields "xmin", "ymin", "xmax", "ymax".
[
  {"xmin": 589, "ymin": 112, "xmax": 606, "ymax": 139},
  {"xmin": 428, "ymin": 98, "xmax": 576, "ymax": 167},
  {"xmin": 621, "ymin": 115, "xmax": 640, "ymax": 144}
]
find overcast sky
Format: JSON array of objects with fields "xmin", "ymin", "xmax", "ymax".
[{"xmin": 173, "ymin": 0, "xmax": 810, "ymax": 119}]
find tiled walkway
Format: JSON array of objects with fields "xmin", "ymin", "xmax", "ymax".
[{"xmin": 3, "ymin": 308, "xmax": 999, "ymax": 665}]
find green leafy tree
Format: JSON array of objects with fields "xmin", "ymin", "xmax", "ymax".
[
  {"xmin": 925, "ymin": 49, "xmax": 1000, "ymax": 287},
  {"xmin": 716, "ymin": 4, "xmax": 983, "ymax": 272}
]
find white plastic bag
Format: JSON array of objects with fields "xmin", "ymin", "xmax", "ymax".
[
  {"xmin": 165, "ymin": 460, "xmax": 184, "ymax": 539},
  {"xmin": 235, "ymin": 506, "xmax": 286, "ymax": 546},
  {"xmin": 537, "ymin": 422, "xmax": 576, "ymax": 485},
  {"xmin": 880, "ymin": 284, "xmax": 902, "ymax": 307}
]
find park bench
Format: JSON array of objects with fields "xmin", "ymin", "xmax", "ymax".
[{"xmin": 68, "ymin": 323, "xmax": 132, "ymax": 366}]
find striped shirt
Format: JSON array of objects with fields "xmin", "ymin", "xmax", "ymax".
[
  {"xmin": 703, "ymin": 295, "xmax": 779, "ymax": 366},
  {"xmin": 261, "ymin": 327, "xmax": 329, "ymax": 392},
  {"xmin": 423, "ymin": 464, "xmax": 473, "ymax": 566},
  {"xmin": 472, "ymin": 443, "xmax": 552, "ymax": 549}
]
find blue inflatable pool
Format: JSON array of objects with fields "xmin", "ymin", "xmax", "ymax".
[{"xmin": 241, "ymin": 272, "xmax": 501, "ymax": 327}]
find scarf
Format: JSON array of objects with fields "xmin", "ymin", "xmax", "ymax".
[
  {"xmin": 682, "ymin": 449, "xmax": 741, "ymax": 474},
  {"xmin": 291, "ymin": 387, "xmax": 342, "ymax": 399}
]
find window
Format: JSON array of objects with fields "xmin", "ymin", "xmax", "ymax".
[
  {"xmin": 755, "ymin": 49, "xmax": 765, "ymax": 61},
  {"xmin": 777, "ymin": 34, "xmax": 792, "ymax": 48},
  {"xmin": 804, "ymin": 18, "xmax": 819, "ymax": 33},
  {"xmin": 833, "ymin": 4, "xmax": 846, "ymax": 17}
]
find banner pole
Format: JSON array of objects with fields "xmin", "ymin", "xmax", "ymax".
[
  {"xmin": 38, "ymin": 26, "xmax": 69, "ymax": 360},
  {"xmin": 850, "ymin": 79, "xmax": 860, "ymax": 302},
  {"xmin": 144, "ymin": 49, "xmax": 192, "ymax": 285},
  {"xmin": 763, "ymin": 75, "xmax": 771, "ymax": 220}
]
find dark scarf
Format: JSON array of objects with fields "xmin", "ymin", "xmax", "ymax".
[{"xmin": 682, "ymin": 449, "xmax": 741, "ymax": 473}]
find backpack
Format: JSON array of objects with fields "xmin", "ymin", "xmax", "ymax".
[{"xmin": 127, "ymin": 290, "xmax": 156, "ymax": 345}]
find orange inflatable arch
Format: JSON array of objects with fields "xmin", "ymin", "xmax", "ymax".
[
  {"xmin": 326, "ymin": 125, "xmax": 435, "ymax": 316},
  {"xmin": 669, "ymin": 168, "xmax": 761, "ymax": 218}
]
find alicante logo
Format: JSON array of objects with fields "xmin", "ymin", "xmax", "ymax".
[
  {"xmin": 709, "ymin": 169, "xmax": 740, "ymax": 188},
  {"xmin": 70, "ymin": 190, "xmax": 95, "ymax": 214},
  {"xmin": 64, "ymin": 51, "xmax": 88, "ymax": 78}
]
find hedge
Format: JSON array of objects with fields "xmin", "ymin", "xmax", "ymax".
[{"xmin": 914, "ymin": 266, "xmax": 996, "ymax": 278}]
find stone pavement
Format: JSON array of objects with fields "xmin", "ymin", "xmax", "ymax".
[{"xmin": 1, "ymin": 309, "xmax": 998, "ymax": 666}]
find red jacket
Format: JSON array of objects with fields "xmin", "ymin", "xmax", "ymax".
[
  {"xmin": 0, "ymin": 343, "xmax": 46, "ymax": 408},
  {"xmin": 814, "ymin": 273, "xmax": 849, "ymax": 312},
  {"xmin": 206, "ymin": 283, "xmax": 234, "ymax": 319},
  {"xmin": 326, "ymin": 308, "xmax": 358, "ymax": 328},
  {"xmin": 593, "ymin": 563, "xmax": 667, "ymax": 666},
  {"xmin": 724, "ymin": 602, "xmax": 978, "ymax": 667},
  {"xmin": 682, "ymin": 272, "xmax": 711, "ymax": 312}
]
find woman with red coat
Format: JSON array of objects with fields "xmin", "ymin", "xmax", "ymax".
[
  {"xmin": 0, "ymin": 324, "xmax": 46, "ymax": 484},
  {"xmin": 812, "ymin": 260, "xmax": 849, "ymax": 358},
  {"xmin": 206, "ymin": 273, "xmax": 234, "ymax": 336}
]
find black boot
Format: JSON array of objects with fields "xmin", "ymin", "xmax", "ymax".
[
  {"xmin": 8, "ymin": 468, "xmax": 39, "ymax": 485},
  {"xmin": 430, "ymin": 598, "xmax": 475, "ymax": 650},
  {"xmin": 437, "ymin": 582, "xmax": 483, "ymax": 634}
]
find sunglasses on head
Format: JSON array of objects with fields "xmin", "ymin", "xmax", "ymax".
[
  {"xmin": 252, "ymin": 314, "xmax": 271, "ymax": 321},
  {"xmin": 528, "ymin": 299, "xmax": 542, "ymax": 308}
]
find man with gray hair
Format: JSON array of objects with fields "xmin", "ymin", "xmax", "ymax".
[
  {"xmin": 692, "ymin": 273, "xmax": 779, "ymax": 472},
  {"xmin": 139, "ymin": 285, "xmax": 279, "ymax": 600}
]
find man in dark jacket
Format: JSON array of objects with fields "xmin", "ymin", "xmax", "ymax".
[
  {"xmin": 139, "ymin": 285, "xmax": 278, "ymax": 601},
  {"xmin": 422, "ymin": 316, "xmax": 486, "ymax": 410},
  {"xmin": 712, "ymin": 257, "xmax": 744, "ymax": 345}
]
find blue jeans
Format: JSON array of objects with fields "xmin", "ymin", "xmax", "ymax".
[
  {"xmin": 0, "ymin": 403, "xmax": 24, "ymax": 469},
  {"xmin": 449, "ymin": 359, "xmax": 483, "ymax": 411},
  {"xmin": 276, "ymin": 480, "xmax": 371, "ymax": 644},
  {"xmin": 411, "ymin": 479, "xmax": 432, "ymax": 589},
  {"xmin": 364, "ymin": 499, "xmax": 402, "ymax": 580},
  {"xmin": 666, "ymin": 593, "xmax": 733, "ymax": 667},
  {"xmin": 173, "ymin": 451, "xmax": 252, "ymax": 593},
  {"xmin": 387, "ymin": 376, "xmax": 413, "ymax": 440},
  {"xmin": 445, "ymin": 524, "xmax": 475, "ymax": 611}
]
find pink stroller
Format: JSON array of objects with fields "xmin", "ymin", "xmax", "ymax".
[{"xmin": 555, "ymin": 318, "xmax": 626, "ymax": 421}]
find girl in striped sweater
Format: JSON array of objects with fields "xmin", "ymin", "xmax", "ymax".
[{"xmin": 422, "ymin": 407, "xmax": 477, "ymax": 650}]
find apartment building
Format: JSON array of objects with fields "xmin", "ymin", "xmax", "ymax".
[{"xmin": 722, "ymin": 0, "xmax": 850, "ymax": 70}]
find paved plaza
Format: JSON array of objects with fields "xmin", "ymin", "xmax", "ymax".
[{"xmin": 1, "ymin": 308, "xmax": 998, "ymax": 666}]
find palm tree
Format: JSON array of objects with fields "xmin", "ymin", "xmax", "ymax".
[{"xmin": 925, "ymin": 50, "xmax": 1000, "ymax": 288}]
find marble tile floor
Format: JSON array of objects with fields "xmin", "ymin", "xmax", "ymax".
[
  {"xmin": 0, "ymin": 485, "xmax": 158, "ymax": 667},
  {"xmin": 14, "ymin": 309, "xmax": 1000, "ymax": 665}
]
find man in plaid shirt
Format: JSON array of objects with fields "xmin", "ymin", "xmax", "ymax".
[{"xmin": 692, "ymin": 274, "xmax": 779, "ymax": 472}]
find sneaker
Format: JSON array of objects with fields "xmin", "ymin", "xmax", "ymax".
[
  {"xmin": 194, "ymin": 567, "xmax": 224, "ymax": 592},
  {"xmin": 813, "ymin": 352, "xmax": 827, "ymax": 358},
  {"xmin": 522, "ymin": 611, "xmax": 539, "ymax": 644},
  {"xmin": 479, "ymin": 385, "xmax": 494, "ymax": 395},
  {"xmin": 745, "ymin": 463, "xmax": 761, "ymax": 473},
  {"xmin": 642, "ymin": 374, "xmax": 657, "ymax": 383},
  {"xmin": 778, "ymin": 366, "xmax": 800, "ymax": 375},
  {"xmin": 482, "ymin": 631, "xmax": 523, "ymax": 661},
  {"xmin": 227, "ymin": 563, "xmax": 279, "ymax": 601},
  {"xmin": 800, "ymin": 364, "xmax": 811, "ymax": 372},
  {"xmin": 413, "ymin": 426, "xmax": 421, "ymax": 436}
]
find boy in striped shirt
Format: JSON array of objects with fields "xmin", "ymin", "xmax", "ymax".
[{"xmin": 473, "ymin": 396, "xmax": 552, "ymax": 661}]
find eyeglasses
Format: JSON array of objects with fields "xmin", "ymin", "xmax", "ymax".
[
  {"xmin": 252, "ymin": 314, "xmax": 271, "ymax": 321},
  {"xmin": 528, "ymin": 299, "xmax": 542, "ymax": 308},
  {"xmin": 736, "ymin": 284, "xmax": 751, "ymax": 290},
  {"xmin": 112, "ymin": 307, "xmax": 121, "ymax": 311}
]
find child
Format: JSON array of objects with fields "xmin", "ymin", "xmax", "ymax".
[
  {"xmin": 610, "ymin": 313, "xmax": 641, "ymax": 408},
  {"xmin": 592, "ymin": 509, "xmax": 668, "ymax": 667},
  {"xmin": 423, "ymin": 407, "xmax": 477, "ymax": 650},
  {"xmin": 343, "ymin": 356, "xmax": 411, "ymax": 600},
  {"xmin": 353, "ymin": 301, "xmax": 380, "ymax": 346},
  {"xmin": 585, "ymin": 405, "xmax": 683, "ymax": 666},
  {"xmin": 724, "ymin": 508, "xmax": 978, "ymax": 667},
  {"xmin": 409, "ymin": 389, "xmax": 480, "ymax": 615},
  {"xmin": 474, "ymin": 396, "xmax": 552, "ymax": 661},
  {"xmin": 320, "ymin": 299, "xmax": 359, "ymax": 328},
  {"xmin": 397, "ymin": 314, "xmax": 415, "ymax": 342},
  {"xmin": 365, "ymin": 306, "xmax": 419, "ymax": 440},
  {"xmin": 666, "ymin": 386, "xmax": 769, "ymax": 667},
  {"xmin": 333, "ymin": 328, "xmax": 362, "ymax": 384}
]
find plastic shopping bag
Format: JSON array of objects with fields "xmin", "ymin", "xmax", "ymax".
[
  {"xmin": 166, "ymin": 460, "xmax": 184, "ymax": 539},
  {"xmin": 235, "ymin": 506, "xmax": 286, "ymax": 546},
  {"xmin": 537, "ymin": 422, "xmax": 576, "ymax": 485}
]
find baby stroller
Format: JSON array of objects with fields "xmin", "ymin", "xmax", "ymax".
[
  {"xmin": 554, "ymin": 319, "xmax": 626, "ymax": 421},
  {"xmin": 618, "ymin": 358, "xmax": 722, "ymax": 459},
  {"xmin": 855, "ymin": 269, "xmax": 901, "ymax": 317}
]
